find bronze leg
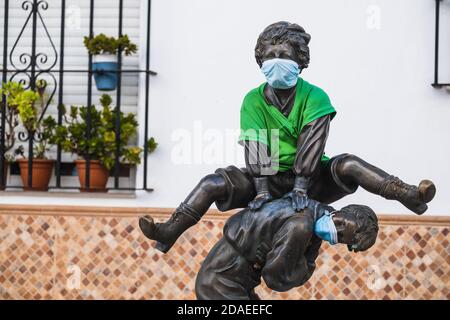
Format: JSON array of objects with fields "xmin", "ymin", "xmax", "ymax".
[
  {"xmin": 335, "ymin": 154, "xmax": 435, "ymax": 215},
  {"xmin": 139, "ymin": 173, "xmax": 228, "ymax": 253}
]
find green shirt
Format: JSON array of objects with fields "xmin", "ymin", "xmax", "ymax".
[{"xmin": 239, "ymin": 78, "xmax": 336, "ymax": 172}]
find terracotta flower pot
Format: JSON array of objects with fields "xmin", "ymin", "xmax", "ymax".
[
  {"xmin": 75, "ymin": 160, "xmax": 110, "ymax": 192},
  {"xmin": 18, "ymin": 159, "xmax": 55, "ymax": 191},
  {"xmin": 0, "ymin": 162, "xmax": 9, "ymax": 191}
]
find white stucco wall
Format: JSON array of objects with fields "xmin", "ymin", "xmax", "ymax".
[{"xmin": 1, "ymin": 0, "xmax": 449, "ymax": 216}]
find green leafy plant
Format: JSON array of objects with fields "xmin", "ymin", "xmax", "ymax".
[
  {"xmin": 0, "ymin": 81, "xmax": 57, "ymax": 160},
  {"xmin": 54, "ymin": 94, "xmax": 157, "ymax": 170},
  {"xmin": 83, "ymin": 33, "xmax": 138, "ymax": 56},
  {"xmin": 0, "ymin": 81, "xmax": 22, "ymax": 161}
]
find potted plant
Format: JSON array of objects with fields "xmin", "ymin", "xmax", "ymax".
[
  {"xmin": 83, "ymin": 33, "xmax": 138, "ymax": 91},
  {"xmin": 0, "ymin": 81, "xmax": 22, "ymax": 189},
  {"xmin": 54, "ymin": 94, "xmax": 157, "ymax": 192},
  {"xmin": 4, "ymin": 81, "xmax": 57, "ymax": 191}
]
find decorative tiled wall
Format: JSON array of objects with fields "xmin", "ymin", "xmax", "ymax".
[{"xmin": 0, "ymin": 208, "xmax": 448, "ymax": 300}]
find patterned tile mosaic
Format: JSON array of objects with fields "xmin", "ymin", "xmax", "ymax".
[{"xmin": 0, "ymin": 213, "xmax": 448, "ymax": 299}]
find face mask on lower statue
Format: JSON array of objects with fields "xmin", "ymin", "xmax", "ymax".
[
  {"xmin": 314, "ymin": 210, "xmax": 338, "ymax": 245},
  {"xmin": 260, "ymin": 58, "xmax": 300, "ymax": 89}
]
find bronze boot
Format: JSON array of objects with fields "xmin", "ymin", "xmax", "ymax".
[
  {"xmin": 379, "ymin": 176, "xmax": 436, "ymax": 215},
  {"xmin": 139, "ymin": 203, "xmax": 202, "ymax": 253}
]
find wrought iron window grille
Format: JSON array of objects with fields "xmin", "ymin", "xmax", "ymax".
[
  {"xmin": 0, "ymin": 0, "xmax": 157, "ymax": 192},
  {"xmin": 432, "ymin": 0, "xmax": 450, "ymax": 89}
]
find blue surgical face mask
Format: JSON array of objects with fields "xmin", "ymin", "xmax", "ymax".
[
  {"xmin": 261, "ymin": 58, "xmax": 300, "ymax": 89},
  {"xmin": 314, "ymin": 210, "xmax": 338, "ymax": 245}
]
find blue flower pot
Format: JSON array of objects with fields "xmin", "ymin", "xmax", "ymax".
[{"xmin": 92, "ymin": 59, "xmax": 118, "ymax": 91}]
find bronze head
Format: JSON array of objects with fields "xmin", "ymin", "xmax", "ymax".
[
  {"xmin": 333, "ymin": 204, "xmax": 379, "ymax": 252},
  {"xmin": 255, "ymin": 21, "xmax": 311, "ymax": 69}
]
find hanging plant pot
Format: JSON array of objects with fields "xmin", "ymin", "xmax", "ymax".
[
  {"xmin": 0, "ymin": 162, "xmax": 9, "ymax": 191},
  {"xmin": 75, "ymin": 160, "xmax": 109, "ymax": 192},
  {"xmin": 92, "ymin": 54, "xmax": 118, "ymax": 91},
  {"xmin": 18, "ymin": 159, "xmax": 55, "ymax": 191}
]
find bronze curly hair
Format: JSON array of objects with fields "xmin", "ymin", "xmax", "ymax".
[
  {"xmin": 340, "ymin": 204, "xmax": 379, "ymax": 253},
  {"xmin": 255, "ymin": 21, "xmax": 311, "ymax": 69}
]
